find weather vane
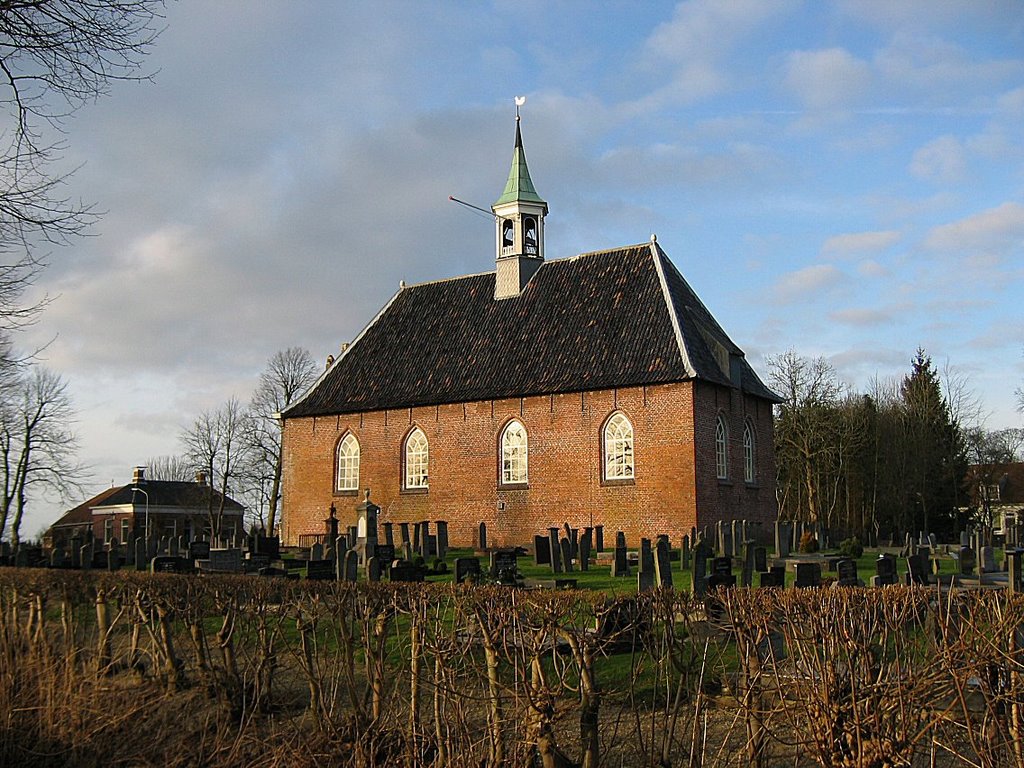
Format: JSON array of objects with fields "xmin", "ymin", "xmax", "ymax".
[{"xmin": 515, "ymin": 95, "xmax": 526, "ymax": 120}]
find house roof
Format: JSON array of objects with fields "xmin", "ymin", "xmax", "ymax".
[
  {"xmin": 285, "ymin": 241, "xmax": 780, "ymax": 419},
  {"xmin": 47, "ymin": 480, "xmax": 244, "ymax": 531}
]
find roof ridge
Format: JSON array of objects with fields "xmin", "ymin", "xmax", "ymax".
[{"xmin": 649, "ymin": 241, "xmax": 697, "ymax": 378}]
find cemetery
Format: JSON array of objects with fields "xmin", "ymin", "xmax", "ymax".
[{"xmin": 3, "ymin": 510, "xmax": 1024, "ymax": 767}]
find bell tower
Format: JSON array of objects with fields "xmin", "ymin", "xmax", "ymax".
[{"xmin": 492, "ymin": 103, "xmax": 548, "ymax": 300}]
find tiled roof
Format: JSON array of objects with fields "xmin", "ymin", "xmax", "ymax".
[
  {"xmin": 285, "ymin": 241, "xmax": 780, "ymax": 418},
  {"xmin": 47, "ymin": 480, "xmax": 243, "ymax": 531}
]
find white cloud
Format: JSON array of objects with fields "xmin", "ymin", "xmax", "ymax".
[
  {"xmin": 821, "ymin": 230, "xmax": 900, "ymax": 257},
  {"xmin": 909, "ymin": 135, "xmax": 967, "ymax": 183},
  {"xmin": 783, "ymin": 48, "xmax": 871, "ymax": 111},
  {"xmin": 924, "ymin": 202, "xmax": 1024, "ymax": 254},
  {"xmin": 857, "ymin": 260, "xmax": 889, "ymax": 278},
  {"xmin": 770, "ymin": 264, "xmax": 846, "ymax": 304},
  {"xmin": 828, "ymin": 307, "xmax": 894, "ymax": 327}
]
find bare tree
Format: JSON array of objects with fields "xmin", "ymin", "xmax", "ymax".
[
  {"xmin": 0, "ymin": 366, "xmax": 85, "ymax": 546},
  {"xmin": 145, "ymin": 454, "xmax": 195, "ymax": 482},
  {"xmin": 247, "ymin": 347, "xmax": 316, "ymax": 536},
  {"xmin": 181, "ymin": 398, "xmax": 251, "ymax": 543}
]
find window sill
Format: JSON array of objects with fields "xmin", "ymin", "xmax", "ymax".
[
  {"xmin": 499, "ymin": 483, "xmax": 529, "ymax": 491},
  {"xmin": 744, "ymin": 481, "xmax": 760, "ymax": 489},
  {"xmin": 717, "ymin": 478, "xmax": 733, "ymax": 487},
  {"xmin": 333, "ymin": 489, "xmax": 359, "ymax": 497},
  {"xmin": 601, "ymin": 478, "xmax": 635, "ymax": 487},
  {"xmin": 401, "ymin": 487, "xmax": 429, "ymax": 495}
]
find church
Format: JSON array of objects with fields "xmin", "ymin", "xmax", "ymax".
[{"xmin": 279, "ymin": 114, "xmax": 780, "ymax": 547}]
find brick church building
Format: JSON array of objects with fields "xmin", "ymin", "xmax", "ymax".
[{"xmin": 280, "ymin": 115, "xmax": 780, "ymax": 547}]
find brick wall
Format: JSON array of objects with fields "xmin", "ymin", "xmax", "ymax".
[{"xmin": 281, "ymin": 381, "xmax": 776, "ymax": 547}]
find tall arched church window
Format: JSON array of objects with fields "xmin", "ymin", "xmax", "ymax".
[
  {"xmin": 603, "ymin": 412, "xmax": 635, "ymax": 481},
  {"xmin": 523, "ymin": 216, "xmax": 538, "ymax": 254},
  {"xmin": 336, "ymin": 433, "xmax": 360, "ymax": 492},
  {"xmin": 715, "ymin": 415, "xmax": 729, "ymax": 481},
  {"xmin": 500, "ymin": 420, "xmax": 528, "ymax": 485},
  {"xmin": 404, "ymin": 427, "xmax": 429, "ymax": 490},
  {"xmin": 743, "ymin": 421, "xmax": 756, "ymax": 483}
]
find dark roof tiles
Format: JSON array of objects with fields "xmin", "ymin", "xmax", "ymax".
[{"xmin": 286, "ymin": 242, "xmax": 779, "ymax": 418}]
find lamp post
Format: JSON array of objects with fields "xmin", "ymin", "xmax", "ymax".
[{"xmin": 132, "ymin": 486, "xmax": 150, "ymax": 544}]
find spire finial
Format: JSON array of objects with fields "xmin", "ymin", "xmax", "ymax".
[{"xmin": 514, "ymin": 95, "xmax": 526, "ymax": 121}]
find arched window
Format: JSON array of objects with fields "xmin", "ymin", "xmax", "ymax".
[
  {"xmin": 501, "ymin": 218, "xmax": 514, "ymax": 248},
  {"xmin": 404, "ymin": 427, "xmax": 429, "ymax": 489},
  {"xmin": 743, "ymin": 421, "xmax": 756, "ymax": 483},
  {"xmin": 500, "ymin": 420, "xmax": 528, "ymax": 485},
  {"xmin": 603, "ymin": 412, "xmax": 634, "ymax": 481},
  {"xmin": 715, "ymin": 415, "xmax": 729, "ymax": 480},
  {"xmin": 524, "ymin": 216, "xmax": 537, "ymax": 254},
  {"xmin": 335, "ymin": 433, "xmax": 360, "ymax": 492}
]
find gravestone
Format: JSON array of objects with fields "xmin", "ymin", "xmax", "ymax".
[
  {"xmin": 775, "ymin": 521, "xmax": 792, "ymax": 558},
  {"xmin": 342, "ymin": 550, "xmax": 358, "ymax": 582},
  {"xmin": 1006, "ymin": 549, "xmax": 1023, "ymax": 593},
  {"xmin": 335, "ymin": 534, "xmax": 349, "ymax": 558},
  {"xmin": 560, "ymin": 538, "xmax": 574, "ymax": 573},
  {"xmin": 189, "ymin": 540, "xmax": 211, "ymax": 561},
  {"xmin": 247, "ymin": 554, "xmax": 271, "ymax": 572},
  {"xmin": 579, "ymin": 529, "xmax": 592, "ymax": 572},
  {"xmin": 413, "ymin": 521, "xmax": 421, "ymax": 553},
  {"xmin": 69, "ymin": 534, "xmax": 82, "ymax": 568},
  {"xmin": 794, "ymin": 562, "xmax": 821, "ymax": 588},
  {"xmin": 568, "ymin": 526, "xmax": 579, "ymax": 560},
  {"xmin": 134, "ymin": 538, "xmax": 147, "ymax": 571},
  {"xmin": 654, "ymin": 537, "xmax": 673, "ymax": 588},
  {"xmin": 168, "ymin": 538, "xmax": 179, "ymax": 557},
  {"xmin": 209, "ymin": 548, "xmax": 243, "ymax": 573},
  {"xmin": 374, "ymin": 544, "xmax": 395, "ymax": 574},
  {"xmin": 490, "ymin": 549, "xmax": 518, "ymax": 584},
  {"xmin": 306, "ymin": 560, "xmax": 334, "ymax": 581},
  {"xmin": 692, "ymin": 540, "xmax": 710, "ymax": 597},
  {"xmin": 959, "ymin": 546, "xmax": 976, "ymax": 576},
  {"xmin": 836, "ymin": 559, "xmax": 859, "ymax": 587},
  {"xmin": 637, "ymin": 567, "xmax": 656, "ymax": 592},
  {"xmin": 548, "ymin": 528, "xmax": 562, "ymax": 573},
  {"xmin": 80, "ymin": 544, "xmax": 92, "ymax": 571},
  {"xmin": 981, "ymin": 546, "xmax": 998, "ymax": 574},
  {"xmin": 706, "ymin": 557, "xmax": 736, "ymax": 590},
  {"xmin": 754, "ymin": 546, "xmax": 768, "ymax": 573},
  {"xmin": 478, "ymin": 522, "xmax": 487, "ymax": 551},
  {"xmin": 455, "ymin": 556, "xmax": 482, "ymax": 584},
  {"xmin": 366, "ymin": 557, "xmax": 382, "ymax": 582},
  {"xmin": 390, "ymin": 560, "xmax": 424, "ymax": 583},
  {"xmin": 107, "ymin": 548, "xmax": 122, "ymax": 572},
  {"xmin": 311, "ymin": 542, "xmax": 324, "ymax": 562},
  {"xmin": 254, "ymin": 534, "xmax": 280, "ymax": 560},
  {"xmin": 399, "ymin": 522, "xmax": 411, "ymax": 546},
  {"xmin": 741, "ymin": 541, "xmax": 755, "ymax": 587},
  {"xmin": 50, "ymin": 547, "xmax": 67, "ymax": 569},
  {"xmin": 960, "ymin": 531, "xmax": 970, "ymax": 547},
  {"xmin": 435, "ymin": 521, "xmax": 449, "ymax": 559},
  {"xmin": 594, "ymin": 525, "xmax": 604, "ymax": 553},
  {"xmin": 875, "ymin": 554, "xmax": 897, "ymax": 586},
  {"xmin": 383, "ymin": 522, "xmax": 394, "ymax": 547},
  {"xmin": 347, "ymin": 526, "xmax": 358, "ymax": 550},
  {"xmin": 150, "ymin": 556, "xmax": 183, "ymax": 574},
  {"xmin": 680, "ymin": 535, "xmax": 690, "ymax": 571},
  {"xmin": 759, "ymin": 566, "xmax": 785, "ymax": 588},
  {"xmin": 717, "ymin": 521, "xmax": 730, "ymax": 557},
  {"xmin": 906, "ymin": 554, "xmax": 929, "ymax": 585},
  {"xmin": 640, "ymin": 538, "xmax": 654, "ymax": 576},
  {"xmin": 419, "ymin": 521, "xmax": 432, "ymax": 557},
  {"xmin": 612, "ymin": 533, "xmax": 630, "ymax": 578},
  {"xmin": 534, "ymin": 535, "xmax": 551, "ymax": 566}
]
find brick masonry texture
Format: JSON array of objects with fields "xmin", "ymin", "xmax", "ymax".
[{"xmin": 281, "ymin": 381, "xmax": 777, "ymax": 547}]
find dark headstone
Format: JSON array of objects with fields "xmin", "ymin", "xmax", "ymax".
[
  {"xmin": 906, "ymin": 554, "xmax": 929, "ymax": 585},
  {"xmin": 692, "ymin": 540, "xmax": 710, "ymax": 597},
  {"xmin": 107, "ymin": 548, "xmax": 122, "ymax": 572},
  {"xmin": 741, "ymin": 541, "xmax": 755, "ymax": 587},
  {"xmin": 706, "ymin": 557, "xmax": 736, "ymax": 590},
  {"xmin": 419, "ymin": 521, "xmax": 431, "ymax": 557},
  {"xmin": 189, "ymin": 540, "xmax": 211, "ymax": 561},
  {"xmin": 390, "ymin": 560, "xmax": 424, "ymax": 583},
  {"xmin": 759, "ymin": 567, "xmax": 785, "ymax": 588},
  {"xmin": 343, "ymin": 550, "xmax": 358, "ymax": 582},
  {"xmin": 490, "ymin": 549, "xmax": 518, "ymax": 584},
  {"xmin": 435, "ymin": 521, "xmax": 449, "ymax": 559},
  {"xmin": 594, "ymin": 525, "xmax": 604, "ymax": 553},
  {"xmin": 579, "ymin": 529, "xmax": 592, "ymax": 572},
  {"xmin": 150, "ymin": 556, "xmax": 183, "ymax": 574},
  {"xmin": 775, "ymin": 521, "xmax": 792, "ymax": 558},
  {"xmin": 375, "ymin": 543, "xmax": 395, "ymax": 568},
  {"xmin": 366, "ymin": 557, "xmax": 382, "ymax": 582},
  {"xmin": 794, "ymin": 562, "xmax": 821, "ymax": 589},
  {"xmin": 548, "ymin": 528, "xmax": 562, "ymax": 573},
  {"xmin": 208, "ymin": 548, "xmax": 243, "ymax": 573},
  {"xmin": 875, "ymin": 554, "xmax": 897, "ymax": 586},
  {"xmin": 1008, "ymin": 550, "xmax": 1023, "ymax": 594},
  {"xmin": 560, "ymin": 537, "xmax": 574, "ymax": 573},
  {"xmin": 399, "ymin": 522, "xmax": 411, "ymax": 546},
  {"xmin": 478, "ymin": 522, "xmax": 487, "ymax": 551},
  {"xmin": 637, "ymin": 568, "xmax": 655, "ymax": 592},
  {"xmin": 680, "ymin": 535, "xmax": 690, "ymax": 571},
  {"xmin": 836, "ymin": 558, "xmax": 859, "ymax": 586},
  {"xmin": 640, "ymin": 538, "xmax": 654, "ymax": 576},
  {"xmin": 568, "ymin": 526, "xmax": 579, "ymax": 560},
  {"xmin": 383, "ymin": 522, "xmax": 394, "ymax": 547},
  {"xmin": 654, "ymin": 538, "xmax": 673, "ymax": 588},
  {"xmin": 455, "ymin": 557, "xmax": 482, "ymax": 584},
  {"xmin": 534, "ymin": 535, "xmax": 551, "ymax": 565},
  {"xmin": 247, "ymin": 554, "xmax": 271, "ymax": 572},
  {"xmin": 612, "ymin": 536, "xmax": 630, "ymax": 578},
  {"xmin": 254, "ymin": 534, "xmax": 280, "ymax": 560},
  {"xmin": 959, "ymin": 546, "xmax": 976, "ymax": 576},
  {"xmin": 754, "ymin": 546, "xmax": 768, "ymax": 573},
  {"xmin": 306, "ymin": 559, "xmax": 334, "ymax": 581},
  {"xmin": 50, "ymin": 547, "xmax": 67, "ymax": 569},
  {"xmin": 134, "ymin": 538, "xmax": 147, "ymax": 572}
]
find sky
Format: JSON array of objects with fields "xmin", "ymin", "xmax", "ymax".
[{"xmin": 13, "ymin": 0, "xmax": 1024, "ymax": 537}]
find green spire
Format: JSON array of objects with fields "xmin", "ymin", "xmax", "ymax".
[{"xmin": 493, "ymin": 119, "xmax": 547, "ymax": 209}]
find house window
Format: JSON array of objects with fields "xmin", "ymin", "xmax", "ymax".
[
  {"xmin": 121, "ymin": 519, "xmax": 130, "ymax": 543},
  {"xmin": 743, "ymin": 421, "xmax": 756, "ymax": 483},
  {"xmin": 500, "ymin": 420, "xmax": 528, "ymax": 485},
  {"xmin": 715, "ymin": 415, "xmax": 729, "ymax": 480},
  {"xmin": 336, "ymin": 433, "xmax": 360, "ymax": 492},
  {"xmin": 104, "ymin": 518, "xmax": 114, "ymax": 544},
  {"xmin": 404, "ymin": 427, "xmax": 429, "ymax": 489},
  {"xmin": 603, "ymin": 412, "xmax": 634, "ymax": 481}
]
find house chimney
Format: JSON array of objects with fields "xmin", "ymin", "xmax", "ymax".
[
  {"xmin": 132, "ymin": 466, "xmax": 146, "ymax": 485},
  {"xmin": 196, "ymin": 471, "xmax": 207, "ymax": 486}
]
